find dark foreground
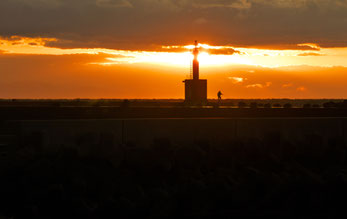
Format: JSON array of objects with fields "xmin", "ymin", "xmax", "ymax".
[
  {"xmin": 1, "ymin": 103, "xmax": 347, "ymax": 218},
  {"xmin": 1, "ymin": 129, "xmax": 347, "ymax": 218},
  {"xmin": 1, "ymin": 106, "xmax": 347, "ymax": 119}
]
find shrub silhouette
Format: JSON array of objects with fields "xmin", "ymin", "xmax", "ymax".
[
  {"xmin": 264, "ymin": 103, "xmax": 272, "ymax": 108},
  {"xmin": 323, "ymin": 101, "xmax": 336, "ymax": 108},
  {"xmin": 337, "ymin": 100, "xmax": 347, "ymax": 108},
  {"xmin": 303, "ymin": 103, "xmax": 311, "ymax": 108},
  {"xmin": 121, "ymin": 99, "xmax": 130, "ymax": 108},
  {"xmin": 238, "ymin": 102, "xmax": 247, "ymax": 108},
  {"xmin": 283, "ymin": 103, "xmax": 292, "ymax": 108},
  {"xmin": 250, "ymin": 102, "xmax": 258, "ymax": 108}
]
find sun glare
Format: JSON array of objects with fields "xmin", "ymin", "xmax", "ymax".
[
  {"xmin": 124, "ymin": 50, "xmax": 251, "ymax": 67},
  {"xmin": 197, "ymin": 52, "xmax": 253, "ymax": 66},
  {"xmin": 2, "ymin": 36, "xmax": 347, "ymax": 68}
]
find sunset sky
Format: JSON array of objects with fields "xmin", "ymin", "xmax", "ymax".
[{"xmin": 1, "ymin": 0, "xmax": 347, "ymax": 99}]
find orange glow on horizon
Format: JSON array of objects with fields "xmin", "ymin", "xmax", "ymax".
[{"xmin": 1, "ymin": 36, "xmax": 347, "ymax": 99}]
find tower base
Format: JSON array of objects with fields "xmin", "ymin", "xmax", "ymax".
[{"xmin": 184, "ymin": 79, "xmax": 207, "ymax": 104}]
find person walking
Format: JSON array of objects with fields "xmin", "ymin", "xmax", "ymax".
[{"xmin": 217, "ymin": 91, "xmax": 223, "ymax": 101}]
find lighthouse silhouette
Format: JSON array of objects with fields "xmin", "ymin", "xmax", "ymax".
[{"xmin": 183, "ymin": 40, "xmax": 208, "ymax": 104}]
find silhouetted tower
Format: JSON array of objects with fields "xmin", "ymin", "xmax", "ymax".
[
  {"xmin": 193, "ymin": 40, "xmax": 199, "ymax": 80},
  {"xmin": 183, "ymin": 40, "xmax": 207, "ymax": 104}
]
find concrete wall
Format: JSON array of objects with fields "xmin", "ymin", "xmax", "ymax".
[
  {"xmin": 15, "ymin": 120, "xmax": 123, "ymax": 153},
  {"xmin": 12, "ymin": 118, "xmax": 346, "ymax": 149}
]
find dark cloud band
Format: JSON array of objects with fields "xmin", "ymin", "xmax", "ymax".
[{"xmin": 1, "ymin": 0, "xmax": 347, "ymax": 50}]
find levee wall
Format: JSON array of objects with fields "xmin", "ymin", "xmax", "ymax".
[{"xmin": 12, "ymin": 118, "xmax": 346, "ymax": 150}]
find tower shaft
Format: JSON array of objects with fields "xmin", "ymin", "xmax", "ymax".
[{"xmin": 193, "ymin": 40, "xmax": 199, "ymax": 80}]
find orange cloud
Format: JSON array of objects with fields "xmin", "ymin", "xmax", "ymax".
[
  {"xmin": 282, "ymin": 83, "xmax": 293, "ymax": 88},
  {"xmin": 0, "ymin": 36, "xmax": 56, "ymax": 47},
  {"xmin": 297, "ymin": 43, "xmax": 321, "ymax": 50},
  {"xmin": 246, "ymin": 84, "xmax": 263, "ymax": 88},
  {"xmin": 297, "ymin": 86, "xmax": 307, "ymax": 92},
  {"xmin": 297, "ymin": 52, "xmax": 324, "ymax": 56},
  {"xmin": 228, "ymin": 77, "xmax": 245, "ymax": 84},
  {"xmin": 246, "ymin": 82, "xmax": 271, "ymax": 89}
]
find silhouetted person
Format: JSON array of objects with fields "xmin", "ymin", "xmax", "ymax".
[{"xmin": 217, "ymin": 91, "xmax": 223, "ymax": 101}]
